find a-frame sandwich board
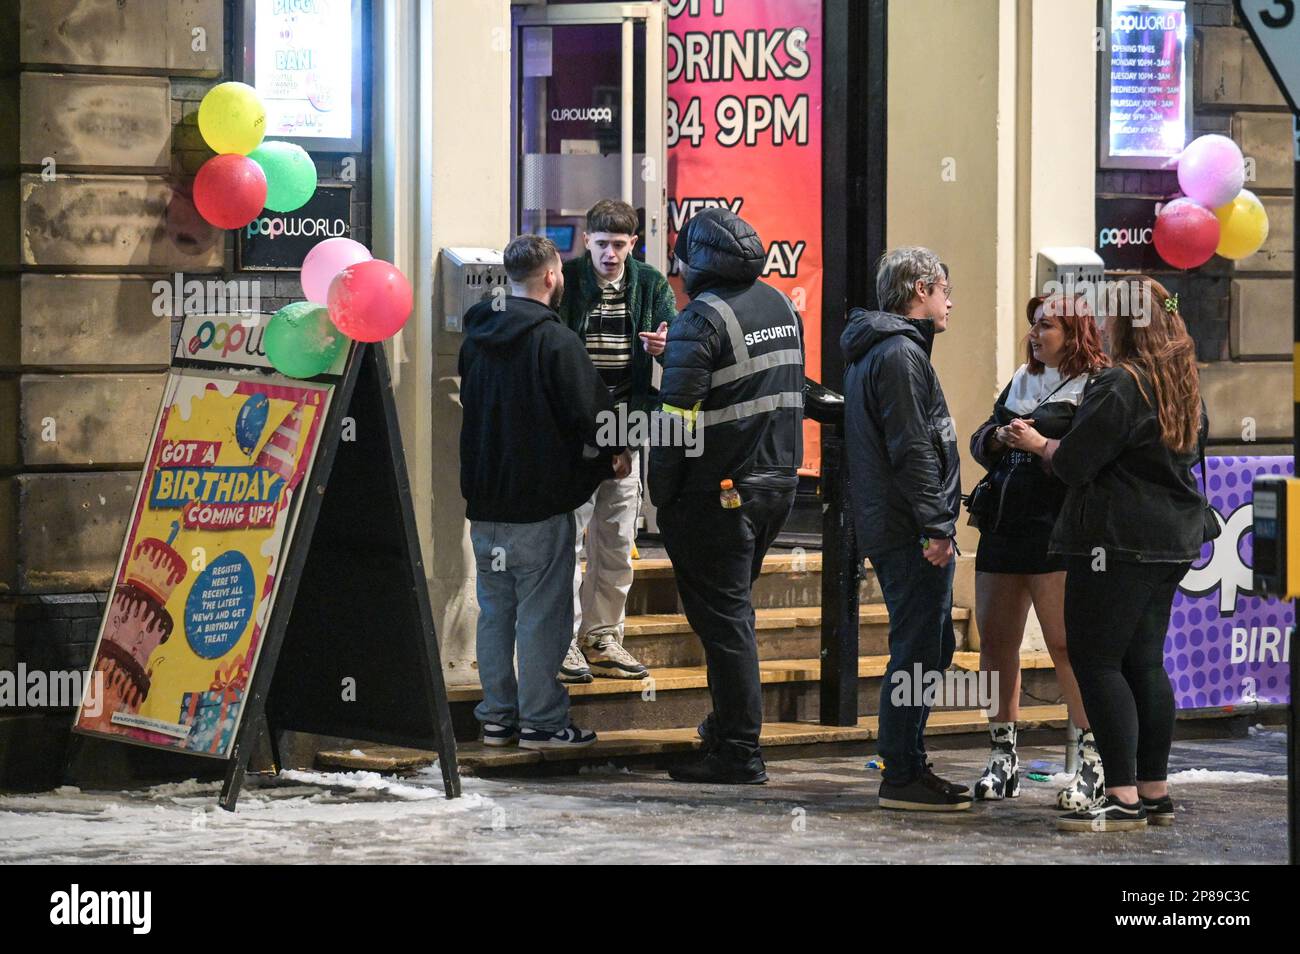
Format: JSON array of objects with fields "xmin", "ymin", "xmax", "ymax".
[{"xmin": 68, "ymin": 329, "xmax": 459, "ymax": 811}]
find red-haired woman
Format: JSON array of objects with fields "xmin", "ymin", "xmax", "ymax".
[
  {"xmin": 968, "ymin": 294, "xmax": 1109, "ymax": 807},
  {"xmin": 1005, "ymin": 278, "xmax": 1209, "ymax": 831}
]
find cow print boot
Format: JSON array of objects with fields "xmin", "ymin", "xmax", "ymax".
[
  {"xmin": 1057, "ymin": 728, "xmax": 1105, "ymax": 811},
  {"xmin": 974, "ymin": 722, "xmax": 1020, "ymax": 800}
]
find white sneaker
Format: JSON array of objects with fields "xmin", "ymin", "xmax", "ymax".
[
  {"xmin": 519, "ymin": 724, "xmax": 598, "ymax": 749},
  {"xmin": 558, "ymin": 639, "xmax": 593, "ymax": 684},
  {"xmin": 481, "ymin": 723, "xmax": 518, "ymax": 747},
  {"xmin": 582, "ymin": 632, "xmax": 649, "ymax": 679}
]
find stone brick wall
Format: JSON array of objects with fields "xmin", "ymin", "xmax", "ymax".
[
  {"xmin": 0, "ymin": 0, "xmax": 370, "ymax": 708},
  {"xmin": 1098, "ymin": 0, "xmax": 1295, "ymax": 453}
]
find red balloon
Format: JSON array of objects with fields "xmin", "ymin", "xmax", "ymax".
[
  {"xmin": 1153, "ymin": 198, "xmax": 1220, "ymax": 270},
  {"xmin": 193, "ymin": 154, "xmax": 267, "ymax": 230},
  {"xmin": 327, "ymin": 260, "xmax": 413, "ymax": 342}
]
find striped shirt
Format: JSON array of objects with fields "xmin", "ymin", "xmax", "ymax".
[{"xmin": 585, "ymin": 270, "xmax": 634, "ymax": 404}]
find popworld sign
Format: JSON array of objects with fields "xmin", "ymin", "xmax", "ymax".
[{"xmin": 1098, "ymin": 226, "xmax": 1154, "ymax": 248}]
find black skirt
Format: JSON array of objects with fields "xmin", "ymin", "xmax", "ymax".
[{"xmin": 975, "ymin": 524, "xmax": 1067, "ymax": 575}]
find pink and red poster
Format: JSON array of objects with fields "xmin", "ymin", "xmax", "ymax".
[{"xmin": 668, "ymin": 0, "xmax": 823, "ymax": 473}]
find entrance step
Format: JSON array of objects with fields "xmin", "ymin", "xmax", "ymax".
[
  {"xmin": 624, "ymin": 604, "xmax": 971, "ymax": 667},
  {"xmin": 316, "ymin": 704, "xmax": 1276, "ymax": 777},
  {"xmin": 318, "ymin": 704, "xmax": 1073, "ymax": 775},
  {"xmin": 625, "ymin": 554, "xmax": 882, "ymax": 615},
  {"xmin": 443, "ymin": 651, "xmax": 1059, "ymax": 738}
]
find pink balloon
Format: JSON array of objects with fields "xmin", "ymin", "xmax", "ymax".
[
  {"xmin": 301, "ymin": 238, "xmax": 372, "ymax": 304},
  {"xmin": 1177, "ymin": 134, "xmax": 1245, "ymax": 209},
  {"xmin": 327, "ymin": 259, "xmax": 413, "ymax": 342}
]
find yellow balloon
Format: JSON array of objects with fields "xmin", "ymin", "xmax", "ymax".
[
  {"xmin": 1213, "ymin": 189, "xmax": 1269, "ymax": 260},
  {"xmin": 198, "ymin": 82, "xmax": 266, "ymax": 155}
]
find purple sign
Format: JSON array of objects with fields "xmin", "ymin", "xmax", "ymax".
[
  {"xmin": 1168, "ymin": 455, "xmax": 1294, "ymax": 709},
  {"xmin": 1105, "ymin": 0, "xmax": 1189, "ymax": 163}
]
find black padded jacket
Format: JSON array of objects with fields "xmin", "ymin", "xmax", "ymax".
[
  {"xmin": 1048, "ymin": 365, "xmax": 1209, "ymax": 563},
  {"xmin": 841, "ymin": 309, "xmax": 962, "ymax": 556},
  {"xmin": 649, "ymin": 208, "xmax": 805, "ymax": 506}
]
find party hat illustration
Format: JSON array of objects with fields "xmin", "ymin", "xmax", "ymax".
[{"xmin": 254, "ymin": 400, "xmax": 308, "ymax": 496}]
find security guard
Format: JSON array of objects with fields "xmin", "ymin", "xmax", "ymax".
[{"xmin": 651, "ymin": 208, "xmax": 805, "ymax": 784}]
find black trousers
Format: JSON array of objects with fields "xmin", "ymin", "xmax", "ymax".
[
  {"xmin": 658, "ymin": 486, "xmax": 796, "ymax": 761},
  {"xmin": 1064, "ymin": 555, "xmax": 1190, "ymax": 787}
]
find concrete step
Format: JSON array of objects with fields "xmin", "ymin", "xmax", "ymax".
[
  {"xmin": 319, "ymin": 704, "xmax": 1073, "ymax": 775},
  {"xmin": 622, "ymin": 604, "xmax": 972, "ymax": 667},
  {"xmin": 443, "ymin": 651, "xmax": 1061, "ymax": 738},
  {"xmin": 317, "ymin": 704, "xmax": 1273, "ymax": 777},
  {"xmin": 624, "ymin": 553, "xmax": 882, "ymax": 615}
]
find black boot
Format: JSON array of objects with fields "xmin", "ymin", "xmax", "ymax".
[
  {"xmin": 669, "ymin": 741, "xmax": 767, "ymax": 784},
  {"xmin": 696, "ymin": 712, "xmax": 719, "ymax": 754}
]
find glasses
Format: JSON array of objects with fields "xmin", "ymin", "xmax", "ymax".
[{"xmin": 932, "ymin": 281, "xmax": 953, "ymax": 299}]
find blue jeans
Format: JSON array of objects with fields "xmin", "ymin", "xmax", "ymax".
[
  {"xmin": 471, "ymin": 513, "xmax": 576, "ymax": 733},
  {"xmin": 871, "ymin": 543, "xmax": 957, "ymax": 785}
]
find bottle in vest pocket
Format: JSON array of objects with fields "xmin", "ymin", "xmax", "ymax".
[{"xmin": 720, "ymin": 479, "xmax": 742, "ymax": 509}]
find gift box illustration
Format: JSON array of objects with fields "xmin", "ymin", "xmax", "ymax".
[{"xmin": 180, "ymin": 656, "xmax": 249, "ymax": 754}]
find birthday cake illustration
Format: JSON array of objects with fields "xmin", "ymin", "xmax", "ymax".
[{"xmin": 82, "ymin": 522, "xmax": 187, "ymax": 731}]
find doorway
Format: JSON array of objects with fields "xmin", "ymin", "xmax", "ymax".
[{"xmin": 511, "ymin": 2, "xmax": 668, "ymax": 273}]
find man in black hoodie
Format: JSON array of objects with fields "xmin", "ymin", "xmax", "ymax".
[
  {"xmin": 459, "ymin": 234, "xmax": 630, "ymax": 750},
  {"xmin": 841, "ymin": 246, "xmax": 970, "ymax": 811},
  {"xmin": 652, "ymin": 208, "xmax": 805, "ymax": 784}
]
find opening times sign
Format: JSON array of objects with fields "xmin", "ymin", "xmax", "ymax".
[
  {"xmin": 667, "ymin": 0, "xmax": 823, "ymax": 473},
  {"xmin": 1102, "ymin": 0, "xmax": 1190, "ymax": 168}
]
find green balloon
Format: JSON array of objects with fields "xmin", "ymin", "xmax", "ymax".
[
  {"xmin": 248, "ymin": 141, "xmax": 318, "ymax": 213},
  {"xmin": 265, "ymin": 302, "xmax": 347, "ymax": 378}
]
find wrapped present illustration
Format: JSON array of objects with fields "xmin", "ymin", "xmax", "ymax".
[{"xmin": 180, "ymin": 655, "xmax": 250, "ymax": 754}]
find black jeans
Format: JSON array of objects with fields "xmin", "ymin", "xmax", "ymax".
[
  {"xmin": 658, "ymin": 486, "xmax": 795, "ymax": 762},
  {"xmin": 871, "ymin": 543, "xmax": 957, "ymax": 785},
  {"xmin": 1064, "ymin": 555, "xmax": 1190, "ymax": 788}
]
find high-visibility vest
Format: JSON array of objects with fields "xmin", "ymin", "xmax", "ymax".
[{"xmin": 663, "ymin": 281, "xmax": 805, "ymax": 490}]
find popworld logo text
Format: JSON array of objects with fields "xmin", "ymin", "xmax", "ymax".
[
  {"xmin": 1098, "ymin": 226, "xmax": 1153, "ymax": 248},
  {"xmin": 551, "ymin": 107, "xmax": 615, "ymax": 122}
]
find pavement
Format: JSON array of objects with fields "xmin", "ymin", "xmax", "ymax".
[{"xmin": 0, "ymin": 728, "xmax": 1287, "ymax": 864}]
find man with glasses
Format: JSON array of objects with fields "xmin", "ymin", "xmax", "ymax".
[{"xmin": 841, "ymin": 247, "xmax": 969, "ymax": 811}]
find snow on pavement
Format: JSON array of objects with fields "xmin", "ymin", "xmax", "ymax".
[{"xmin": 0, "ymin": 734, "xmax": 1288, "ymax": 864}]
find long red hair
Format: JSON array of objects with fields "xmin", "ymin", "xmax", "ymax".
[
  {"xmin": 1108, "ymin": 276, "xmax": 1201, "ymax": 453},
  {"xmin": 1024, "ymin": 293, "xmax": 1110, "ymax": 379}
]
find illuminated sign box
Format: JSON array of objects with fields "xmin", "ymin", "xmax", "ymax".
[
  {"xmin": 239, "ymin": 0, "xmax": 365, "ymax": 153},
  {"xmin": 1099, "ymin": 0, "xmax": 1192, "ymax": 170}
]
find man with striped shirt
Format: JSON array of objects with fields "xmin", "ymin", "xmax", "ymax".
[{"xmin": 556, "ymin": 200, "xmax": 678, "ymax": 681}]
